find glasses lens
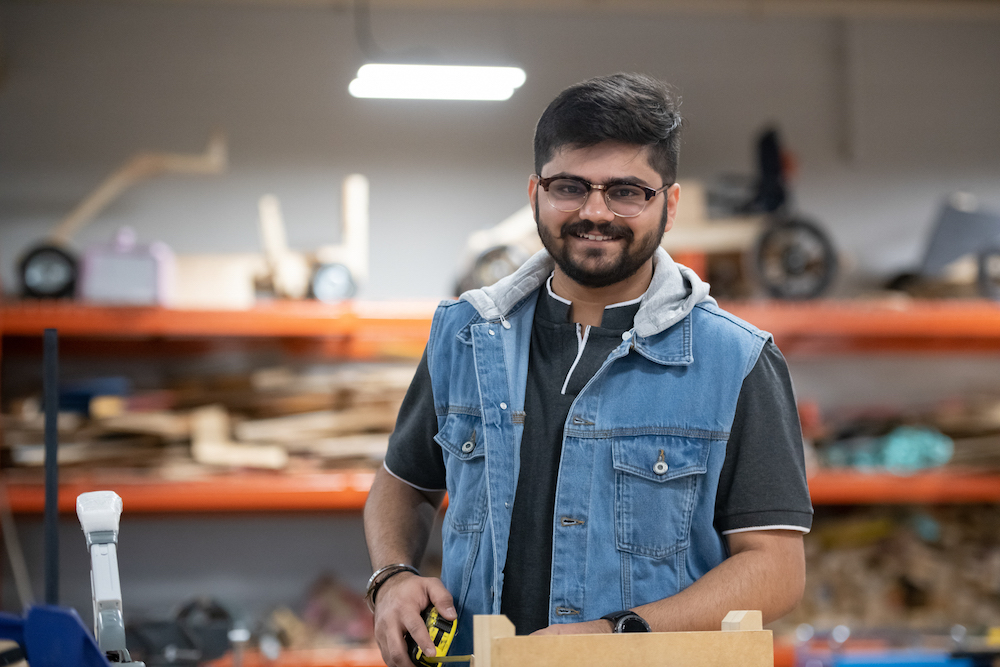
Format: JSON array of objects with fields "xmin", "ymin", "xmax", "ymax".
[
  {"xmin": 606, "ymin": 184, "xmax": 647, "ymax": 217},
  {"xmin": 544, "ymin": 178, "xmax": 589, "ymax": 212}
]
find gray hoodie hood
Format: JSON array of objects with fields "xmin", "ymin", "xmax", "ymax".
[{"xmin": 459, "ymin": 247, "xmax": 715, "ymax": 338}]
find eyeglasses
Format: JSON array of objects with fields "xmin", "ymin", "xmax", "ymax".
[{"xmin": 536, "ymin": 176, "xmax": 672, "ymax": 218}]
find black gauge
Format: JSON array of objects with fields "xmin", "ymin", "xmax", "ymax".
[{"xmin": 18, "ymin": 244, "xmax": 79, "ymax": 298}]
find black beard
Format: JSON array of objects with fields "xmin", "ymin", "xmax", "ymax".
[{"xmin": 535, "ymin": 197, "xmax": 665, "ymax": 289}]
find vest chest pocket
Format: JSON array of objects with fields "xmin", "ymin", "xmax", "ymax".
[
  {"xmin": 612, "ymin": 435, "xmax": 712, "ymax": 558},
  {"xmin": 435, "ymin": 413, "xmax": 488, "ymax": 533}
]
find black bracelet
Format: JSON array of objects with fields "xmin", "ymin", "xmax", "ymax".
[{"xmin": 365, "ymin": 563, "xmax": 419, "ymax": 612}]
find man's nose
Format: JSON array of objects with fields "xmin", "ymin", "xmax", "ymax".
[{"xmin": 579, "ymin": 188, "xmax": 616, "ymax": 221}]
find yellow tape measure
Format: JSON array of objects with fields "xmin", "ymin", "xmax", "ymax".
[{"xmin": 407, "ymin": 606, "xmax": 471, "ymax": 666}]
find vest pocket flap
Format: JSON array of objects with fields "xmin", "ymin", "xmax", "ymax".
[
  {"xmin": 434, "ymin": 413, "xmax": 485, "ymax": 461},
  {"xmin": 612, "ymin": 436, "xmax": 710, "ymax": 483}
]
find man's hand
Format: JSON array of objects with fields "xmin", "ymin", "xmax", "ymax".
[
  {"xmin": 372, "ymin": 572, "xmax": 457, "ymax": 667},
  {"xmin": 530, "ymin": 618, "xmax": 613, "ymax": 636}
]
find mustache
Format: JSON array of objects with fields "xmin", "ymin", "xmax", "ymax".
[{"xmin": 559, "ymin": 220, "xmax": 634, "ymax": 241}]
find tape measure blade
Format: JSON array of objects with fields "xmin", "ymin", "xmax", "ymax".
[{"xmin": 423, "ymin": 654, "xmax": 473, "ymax": 663}]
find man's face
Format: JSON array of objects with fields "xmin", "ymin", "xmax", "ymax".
[{"xmin": 528, "ymin": 142, "xmax": 679, "ymax": 289}]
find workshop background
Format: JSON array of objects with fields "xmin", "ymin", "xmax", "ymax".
[{"xmin": 2, "ymin": 1, "xmax": 1000, "ymax": 665}]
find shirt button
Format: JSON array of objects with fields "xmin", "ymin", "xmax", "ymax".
[
  {"xmin": 489, "ymin": 329, "xmax": 495, "ymax": 336},
  {"xmin": 622, "ymin": 331, "xmax": 632, "ymax": 341},
  {"xmin": 653, "ymin": 461, "xmax": 669, "ymax": 475},
  {"xmin": 500, "ymin": 402, "xmax": 507, "ymax": 410},
  {"xmin": 462, "ymin": 441, "xmax": 475, "ymax": 454}
]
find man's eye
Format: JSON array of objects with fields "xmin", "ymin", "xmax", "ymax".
[
  {"xmin": 552, "ymin": 180, "xmax": 587, "ymax": 196},
  {"xmin": 610, "ymin": 185, "xmax": 644, "ymax": 200}
]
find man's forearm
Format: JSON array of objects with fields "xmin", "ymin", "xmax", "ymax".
[
  {"xmin": 363, "ymin": 466, "xmax": 444, "ymax": 570},
  {"xmin": 364, "ymin": 467, "xmax": 455, "ymax": 667},
  {"xmin": 635, "ymin": 530, "xmax": 805, "ymax": 632}
]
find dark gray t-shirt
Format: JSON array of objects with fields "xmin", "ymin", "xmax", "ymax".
[{"xmin": 384, "ymin": 284, "xmax": 812, "ymax": 634}]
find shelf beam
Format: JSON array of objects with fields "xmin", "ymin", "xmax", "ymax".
[
  {"xmin": 2, "ymin": 471, "xmax": 376, "ymax": 514},
  {"xmin": 4, "ymin": 298, "xmax": 1000, "ymax": 356},
  {"xmin": 806, "ymin": 469, "xmax": 1000, "ymax": 504},
  {"xmin": 5, "ymin": 469, "xmax": 1000, "ymax": 515},
  {"xmin": 723, "ymin": 299, "xmax": 1000, "ymax": 355}
]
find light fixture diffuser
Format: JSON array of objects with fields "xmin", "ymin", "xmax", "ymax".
[{"xmin": 349, "ymin": 64, "xmax": 526, "ymax": 101}]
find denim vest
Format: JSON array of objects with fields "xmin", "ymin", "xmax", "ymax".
[{"xmin": 426, "ymin": 249, "xmax": 770, "ymax": 653}]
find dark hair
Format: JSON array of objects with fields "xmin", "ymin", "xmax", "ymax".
[{"xmin": 533, "ymin": 73, "xmax": 682, "ymax": 184}]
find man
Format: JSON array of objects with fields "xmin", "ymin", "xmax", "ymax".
[{"xmin": 364, "ymin": 73, "xmax": 812, "ymax": 667}]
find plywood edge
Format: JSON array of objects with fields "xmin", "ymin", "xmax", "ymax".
[
  {"xmin": 722, "ymin": 609, "xmax": 763, "ymax": 631},
  {"xmin": 472, "ymin": 614, "xmax": 514, "ymax": 667}
]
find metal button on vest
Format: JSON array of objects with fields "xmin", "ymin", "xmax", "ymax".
[
  {"xmin": 489, "ymin": 329, "xmax": 495, "ymax": 335},
  {"xmin": 500, "ymin": 402, "xmax": 507, "ymax": 410},
  {"xmin": 622, "ymin": 331, "xmax": 632, "ymax": 341},
  {"xmin": 461, "ymin": 440, "xmax": 475, "ymax": 454},
  {"xmin": 653, "ymin": 461, "xmax": 669, "ymax": 475}
]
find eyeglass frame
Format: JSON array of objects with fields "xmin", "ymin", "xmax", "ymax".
[{"xmin": 534, "ymin": 175, "xmax": 673, "ymax": 218}]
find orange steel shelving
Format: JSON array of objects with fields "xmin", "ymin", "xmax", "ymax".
[
  {"xmin": 5, "ymin": 468, "xmax": 1000, "ymax": 515},
  {"xmin": 204, "ymin": 646, "xmax": 385, "ymax": 667},
  {"xmin": 0, "ymin": 299, "xmax": 436, "ymax": 359},
  {"xmin": 1, "ymin": 470, "xmax": 377, "ymax": 514},
  {"xmin": 4, "ymin": 297, "xmax": 1000, "ymax": 515},
  {"xmin": 3, "ymin": 297, "xmax": 1000, "ymax": 356},
  {"xmin": 723, "ymin": 298, "xmax": 1000, "ymax": 354}
]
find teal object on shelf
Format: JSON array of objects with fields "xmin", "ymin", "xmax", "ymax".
[{"xmin": 881, "ymin": 426, "xmax": 954, "ymax": 473}]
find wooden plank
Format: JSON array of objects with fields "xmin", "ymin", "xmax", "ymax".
[
  {"xmin": 482, "ymin": 625, "xmax": 773, "ymax": 667},
  {"xmin": 235, "ymin": 407, "xmax": 397, "ymax": 443},
  {"xmin": 474, "ymin": 614, "xmax": 515, "ymax": 667}
]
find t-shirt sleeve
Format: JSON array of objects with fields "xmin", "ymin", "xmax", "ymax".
[
  {"xmin": 383, "ymin": 349, "xmax": 447, "ymax": 491},
  {"xmin": 714, "ymin": 340, "xmax": 813, "ymax": 535}
]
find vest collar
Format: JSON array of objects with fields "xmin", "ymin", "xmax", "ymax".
[{"xmin": 458, "ymin": 247, "xmax": 715, "ymax": 339}]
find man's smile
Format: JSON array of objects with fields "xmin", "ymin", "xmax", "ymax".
[
  {"xmin": 560, "ymin": 220, "xmax": 633, "ymax": 245},
  {"xmin": 573, "ymin": 231, "xmax": 621, "ymax": 242}
]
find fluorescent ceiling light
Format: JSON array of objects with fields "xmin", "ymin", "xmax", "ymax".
[{"xmin": 349, "ymin": 64, "xmax": 527, "ymax": 101}]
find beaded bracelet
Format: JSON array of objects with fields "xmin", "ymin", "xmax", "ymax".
[{"xmin": 365, "ymin": 563, "xmax": 419, "ymax": 613}]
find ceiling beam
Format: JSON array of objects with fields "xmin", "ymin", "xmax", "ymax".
[{"xmin": 185, "ymin": 0, "xmax": 1000, "ymax": 20}]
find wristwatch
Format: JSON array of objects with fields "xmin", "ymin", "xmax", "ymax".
[{"xmin": 601, "ymin": 610, "xmax": 651, "ymax": 633}]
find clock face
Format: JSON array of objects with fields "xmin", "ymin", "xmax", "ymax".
[{"xmin": 19, "ymin": 244, "xmax": 78, "ymax": 298}]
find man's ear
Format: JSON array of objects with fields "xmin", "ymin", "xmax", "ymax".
[
  {"xmin": 528, "ymin": 174, "xmax": 539, "ymax": 205},
  {"xmin": 663, "ymin": 183, "xmax": 681, "ymax": 233}
]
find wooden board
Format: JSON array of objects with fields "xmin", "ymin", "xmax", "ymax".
[{"xmin": 473, "ymin": 612, "xmax": 772, "ymax": 667}]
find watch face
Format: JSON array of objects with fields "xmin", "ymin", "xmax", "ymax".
[
  {"xmin": 618, "ymin": 615, "xmax": 650, "ymax": 633},
  {"xmin": 604, "ymin": 611, "xmax": 651, "ymax": 633}
]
